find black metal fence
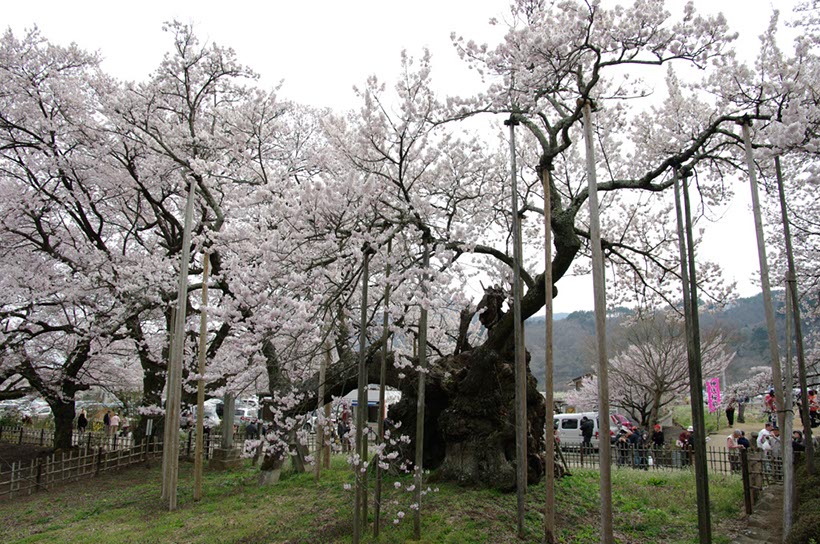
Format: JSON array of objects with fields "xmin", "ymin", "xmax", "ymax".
[{"xmin": 557, "ymin": 444, "xmax": 784, "ymax": 481}]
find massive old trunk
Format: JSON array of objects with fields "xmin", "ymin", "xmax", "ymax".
[
  {"xmin": 292, "ymin": 339, "xmax": 547, "ymax": 491},
  {"xmin": 390, "ymin": 346, "xmax": 546, "ymax": 490}
]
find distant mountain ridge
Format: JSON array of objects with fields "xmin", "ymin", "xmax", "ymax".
[{"xmin": 524, "ymin": 292, "xmax": 814, "ymax": 391}]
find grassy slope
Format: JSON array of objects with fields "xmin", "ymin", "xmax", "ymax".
[{"xmin": 1, "ymin": 457, "xmax": 744, "ymax": 544}]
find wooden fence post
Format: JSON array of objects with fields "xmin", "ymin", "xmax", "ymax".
[
  {"xmin": 18, "ymin": 427, "xmax": 24, "ymax": 445},
  {"xmin": 36, "ymin": 458, "xmax": 43, "ymax": 490},
  {"xmin": 740, "ymin": 449, "xmax": 753, "ymax": 515},
  {"xmin": 95, "ymin": 447, "xmax": 103, "ymax": 475}
]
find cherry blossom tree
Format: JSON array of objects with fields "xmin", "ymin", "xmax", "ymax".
[{"xmin": 564, "ymin": 312, "xmax": 735, "ymax": 426}]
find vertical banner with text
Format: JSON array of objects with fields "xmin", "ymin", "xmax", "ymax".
[{"xmin": 706, "ymin": 378, "xmax": 721, "ymax": 413}]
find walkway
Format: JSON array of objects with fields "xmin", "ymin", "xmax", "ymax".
[{"xmin": 730, "ymin": 484, "xmax": 784, "ymax": 544}]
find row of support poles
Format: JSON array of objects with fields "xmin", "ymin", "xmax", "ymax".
[
  {"xmin": 541, "ymin": 163, "xmax": 556, "ymax": 544},
  {"xmin": 161, "ymin": 177, "xmax": 197, "ymax": 511},
  {"xmin": 505, "ymin": 116, "xmax": 528, "ymax": 539},
  {"xmin": 741, "ymin": 121, "xmax": 786, "ymax": 434},
  {"xmin": 353, "ymin": 246, "xmax": 371, "ymax": 544},
  {"xmin": 412, "ymin": 237, "xmax": 431, "ymax": 541},
  {"xmin": 672, "ymin": 168, "xmax": 712, "ymax": 544},
  {"xmin": 581, "ymin": 100, "xmax": 614, "ymax": 544},
  {"xmin": 774, "ymin": 156, "xmax": 815, "ymax": 475},
  {"xmin": 193, "ymin": 252, "xmax": 210, "ymax": 501},
  {"xmin": 740, "ymin": 122, "xmax": 805, "ymax": 541},
  {"xmin": 374, "ymin": 240, "xmax": 392, "ymax": 537}
]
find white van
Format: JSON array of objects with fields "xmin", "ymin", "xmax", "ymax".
[{"xmin": 553, "ymin": 412, "xmax": 632, "ymax": 448}]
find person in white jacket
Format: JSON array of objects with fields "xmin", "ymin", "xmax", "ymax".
[{"xmin": 756, "ymin": 421, "xmax": 773, "ymax": 450}]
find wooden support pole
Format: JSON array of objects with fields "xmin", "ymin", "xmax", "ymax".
[
  {"xmin": 413, "ymin": 238, "xmax": 430, "ymax": 541},
  {"xmin": 315, "ymin": 334, "xmax": 328, "ymax": 484},
  {"xmin": 783, "ymin": 274, "xmax": 795, "ymax": 537},
  {"xmin": 740, "ymin": 448, "xmax": 753, "ymax": 515},
  {"xmin": 673, "ymin": 168, "xmax": 712, "ymax": 544},
  {"xmin": 353, "ymin": 246, "xmax": 371, "ymax": 544},
  {"xmin": 323, "ymin": 346, "xmax": 332, "ymax": 470},
  {"xmin": 774, "ymin": 156, "xmax": 815, "ymax": 475},
  {"xmin": 582, "ymin": 100, "xmax": 613, "ymax": 544},
  {"xmin": 505, "ymin": 115, "xmax": 528, "ymax": 539},
  {"xmin": 194, "ymin": 252, "xmax": 209, "ymax": 501},
  {"xmin": 374, "ymin": 239, "xmax": 392, "ymax": 537},
  {"xmin": 541, "ymin": 164, "xmax": 556, "ymax": 544},
  {"xmin": 162, "ymin": 176, "xmax": 196, "ymax": 511}
]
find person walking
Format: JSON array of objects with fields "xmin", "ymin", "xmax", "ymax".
[
  {"xmin": 103, "ymin": 410, "xmax": 112, "ymax": 437},
  {"xmin": 725, "ymin": 398, "xmax": 737, "ymax": 427},
  {"xmin": 77, "ymin": 410, "xmax": 88, "ymax": 434},
  {"xmin": 580, "ymin": 416, "xmax": 594, "ymax": 454},
  {"xmin": 110, "ymin": 412, "xmax": 120, "ymax": 437},
  {"xmin": 77, "ymin": 409, "xmax": 88, "ymax": 445}
]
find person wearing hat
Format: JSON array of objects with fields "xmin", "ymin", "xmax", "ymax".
[{"xmin": 764, "ymin": 389, "xmax": 777, "ymax": 423}]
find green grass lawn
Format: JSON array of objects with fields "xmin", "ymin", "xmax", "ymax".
[{"xmin": 0, "ymin": 456, "xmax": 745, "ymax": 543}]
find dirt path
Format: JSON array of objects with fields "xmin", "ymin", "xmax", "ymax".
[{"xmin": 728, "ymin": 484, "xmax": 784, "ymax": 544}]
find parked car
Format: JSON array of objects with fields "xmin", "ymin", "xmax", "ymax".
[
  {"xmin": 234, "ymin": 405, "xmax": 257, "ymax": 425},
  {"xmin": 553, "ymin": 412, "xmax": 633, "ymax": 448},
  {"xmin": 180, "ymin": 406, "xmax": 221, "ymax": 430}
]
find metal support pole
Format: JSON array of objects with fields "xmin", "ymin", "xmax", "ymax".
[
  {"xmin": 194, "ymin": 252, "xmax": 209, "ymax": 501},
  {"xmin": 161, "ymin": 177, "xmax": 196, "ymax": 511},
  {"xmin": 774, "ymin": 156, "xmax": 815, "ymax": 475},
  {"xmin": 541, "ymin": 164, "xmax": 556, "ymax": 544},
  {"xmin": 582, "ymin": 100, "xmax": 613, "ymax": 544},
  {"xmin": 413, "ymin": 238, "xmax": 430, "ymax": 541},
  {"xmin": 505, "ymin": 116, "xmax": 528, "ymax": 539},
  {"xmin": 674, "ymin": 168, "xmax": 712, "ymax": 544}
]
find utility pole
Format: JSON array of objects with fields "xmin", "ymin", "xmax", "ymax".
[
  {"xmin": 541, "ymin": 163, "xmax": 556, "ymax": 544},
  {"xmin": 582, "ymin": 100, "xmax": 613, "ymax": 544},
  {"xmin": 194, "ymin": 252, "xmax": 209, "ymax": 501},
  {"xmin": 505, "ymin": 115, "xmax": 528, "ymax": 539},
  {"xmin": 161, "ymin": 177, "xmax": 196, "ymax": 511},
  {"xmin": 673, "ymin": 167, "xmax": 711, "ymax": 544}
]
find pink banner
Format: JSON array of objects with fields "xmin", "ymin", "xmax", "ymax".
[{"xmin": 706, "ymin": 378, "xmax": 721, "ymax": 413}]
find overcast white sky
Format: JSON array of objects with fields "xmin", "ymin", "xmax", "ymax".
[{"xmin": 4, "ymin": 0, "xmax": 794, "ymax": 313}]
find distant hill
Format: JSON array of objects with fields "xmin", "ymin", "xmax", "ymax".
[{"xmin": 524, "ymin": 291, "xmax": 816, "ymax": 391}]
